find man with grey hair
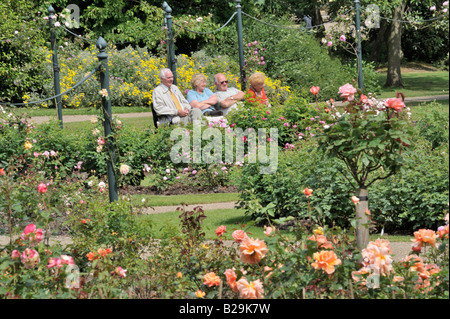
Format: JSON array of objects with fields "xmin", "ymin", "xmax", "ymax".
[
  {"xmin": 152, "ymin": 68, "xmax": 202, "ymax": 125},
  {"xmin": 214, "ymin": 73, "xmax": 245, "ymax": 116}
]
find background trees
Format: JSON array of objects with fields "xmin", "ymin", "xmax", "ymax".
[{"xmin": 1, "ymin": 0, "xmax": 448, "ymax": 103}]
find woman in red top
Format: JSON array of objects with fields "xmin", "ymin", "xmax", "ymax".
[{"xmin": 246, "ymin": 72, "xmax": 270, "ymax": 106}]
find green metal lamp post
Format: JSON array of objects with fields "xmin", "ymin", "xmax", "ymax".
[
  {"xmin": 354, "ymin": 0, "xmax": 364, "ymax": 92},
  {"xmin": 163, "ymin": 2, "xmax": 177, "ymax": 85},
  {"xmin": 96, "ymin": 36, "xmax": 118, "ymax": 203},
  {"xmin": 48, "ymin": 5, "xmax": 63, "ymax": 128},
  {"xmin": 235, "ymin": 0, "xmax": 246, "ymax": 91}
]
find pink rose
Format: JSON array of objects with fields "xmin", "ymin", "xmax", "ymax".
[
  {"xmin": 21, "ymin": 224, "xmax": 44, "ymax": 246},
  {"xmin": 37, "ymin": 183, "xmax": 48, "ymax": 193},
  {"xmin": 338, "ymin": 83, "xmax": 357, "ymax": 101},
  {"xmin": 232, "ymin": 230, "xmax": 248, "ymax": 243},
  {"xmin": 384, "ymin": 98, "xmax": 405, "ymax": 112},
  {"xmin": 11, "ymin": 250, "xmax": 21, "ymax": 259},
  {"xmin": 310, "ymin": 86, "xmax": 320, "ymax": 95},
  {"xmin": 215, "ymin": 225, "xmax": 226, "ymax": 237},
  {"xmin": 21, "ymin": 248, "xmax": 40, "ymax": 269}
]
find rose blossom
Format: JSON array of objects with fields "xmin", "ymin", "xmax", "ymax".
[
  {"xmin": 203, "ymin": 272, "xmax": 221, "ymax": 287},
  {"xmin": 21, "ymin": 224, "xmax": 44, "ymax": 246},
  {"xmin": 239, "ymin": 237, "xmax": 268, "ymax": 264},
  {"xmin": 21, "ymin": 248, "xmax": 40, "ymax": 269},
  {"xmin": 338, "ymin": 83, "xmax": 358, "ymax": 101},
  {"xmin": 411, "ymin": 229, "xmax": 438, "ymax": 249},
  {"xmin": 224, "ymin": 269, "xmax": 238, "ymax": 292},
  {"xmin": 232, "ymin": 230, "xmax": 248, "ymax": 243},
  {"xmin": 236, "ymin": 278, "xmax": 264, "ymax": 299},
  {"xmin": 215, "ymin": 225, "xmax": 226, "ymax": 237},
  {"xmin": 311, "ymin": 250, "xmax": 341, "ymax": 274},
  {"xmin": 310, "ymin": 86, "xmax": 320, "ymax": 95},
  {"xmin": 119, "ymin": 164, "xmax": 130, "ymax": 175},
  {"xmin": 37, "ymin": 183, "xmax": 48, "ymax": 193},
  {"xmin": 361, "ymin": 239, "xmax": 394, "ymax": 276},
  {"xmin": 384, "ymin": 98, "xmax": 405, "ymax": 112}
]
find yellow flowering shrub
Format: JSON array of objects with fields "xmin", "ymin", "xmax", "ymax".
[{"xmin": 23, "ymin": 41, "xmax": 290, "ymax": 108}]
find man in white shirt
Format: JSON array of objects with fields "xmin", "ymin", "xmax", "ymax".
[
  {"xmin": 214, "ymin": 73, "xmax": 245, "ymax": 116},
  {"xmin": 152, "ymin": 68, "xmax": 202, "ymax": 125}
]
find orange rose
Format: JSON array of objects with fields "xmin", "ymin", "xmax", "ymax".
[
  {"xmin": 361, "ymin": 239, "xmax": 394, "ymax": 276},
  {"xmin": 239, "ymin": 237, "xmax": 268, "ymax": 264},
  {"xmin": 411, "ymin": 229, "xmax": 438, "ymax": 248},
  {"xmin": 403, "ymin": 255, "xmax": 425, "ymax": 272},
  {"xmin": 303, "ymin": 187, "xmax": 313, "ymax": 197},
  {"xmin": 310, "ymin": 86, "xmax": 320, "ymax": 95},
  {"xmin": 236, "ymin": 278, "xmax": 264, "ymax": 299},
  {"xmin": 232, "ymin": 230, "xmax": 248, "ymax": 243},
  {"xmin": 437, "ymin": 225, "xmax": 449, "ymax": 239},
  {"xmin": 195, "ymin": 290, "xmax": 206, "ymax": 298},
  {"xmin": 215, "ymin": 225, "xmax": 226, "ymax": 237},
  {"xmin": 224, "ymin": 269, "xmax": 238, "ymax": 292},
  {"xmin": 311, "ymin": 250, "xmax": 341, "ymax": 275},
  {"xmin": 384, "ymin": 98, "xmax": 405, "ymax": 112},
  {"xmin": 203, "ymin": 272, "xmax": 221, "ymax": 287}
]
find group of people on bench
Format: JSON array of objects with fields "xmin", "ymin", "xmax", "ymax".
[{"xmin": 152, "ymin": 68, "xmax": 270, "ymax": 126}]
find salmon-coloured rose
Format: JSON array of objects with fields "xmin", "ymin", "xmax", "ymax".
[
  {"xmin": 311, "ymin": 250, "xmax": 341, "ymax": 275},
  {"xmin": 203, "ymin": 272, "xmax": 221, "ymax": 287},
  {"xmin": 361, "ymin": 239, "xmax": 394, "ymax": 276},
  {"xmin": 236, "ymin": 278, "xmax": 264, "ymax": 299},
  {"xmin": 303, "ymin": 187, "xmax": 313, "ymax": 197},
  {"xmin": 224, "ymin": 269, "xmax": 238, "ymax": 292},
  {"xmin": 239, "ymin": 237, "xmax": 268, "ymax": 264},
  {"xmin": 384, "ymin": 98, "xmax": 405, "ymax": 112},
  {"xmin": 411, "ymin": 229, "xmax": 438, "ymax": 249},
  {"xmin": 232, "ymin": 230, "xmax": 248, "ymax": 243},
  {"xmin": 310, "ymin": 86, "xmax": 320, "ymax": 95},
  {"xmin": 215, "ymin": 225, "xmax": 226, "ymax": 237}
]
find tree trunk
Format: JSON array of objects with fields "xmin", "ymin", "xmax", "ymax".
[
  {"xmin": 355, "ymin": 188, "xmax": 370, "ymax": 250},
  {"xmin": 385, "ymin": 3, "xmax": 406, "ymax": 87}
]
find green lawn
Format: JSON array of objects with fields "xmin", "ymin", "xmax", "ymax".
[
  {"xmin": 137, "ymin": 206, "xmax": 412, "ymax": 242},
  {"xmin": 130, "ymin": 192, "xmax": 240, "ymax": 207},
  {"xmin": 376, "ymin": 71, "xmax": 449, "ymax": 99}
]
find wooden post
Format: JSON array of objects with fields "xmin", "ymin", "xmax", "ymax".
[{"xmin": 355, "ymin": 188, "xmax": 369, "ymax": 249}]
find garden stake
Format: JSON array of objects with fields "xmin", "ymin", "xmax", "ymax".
[{"xmin": 349, "ymin": 279, "xmax": 354, "ymax": 299}]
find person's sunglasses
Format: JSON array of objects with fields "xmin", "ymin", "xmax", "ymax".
[{"xmin": 220, "ymin": 81, "xmax": 229, "ymax": 84}]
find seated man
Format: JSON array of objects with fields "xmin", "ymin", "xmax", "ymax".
[
  {"xmin": 214, "ymin": 73, "xmax": 245, "ymax": 116},
  {"xmin": 152, "ymin": 68, "xmax": 202, "ymax": 125}
]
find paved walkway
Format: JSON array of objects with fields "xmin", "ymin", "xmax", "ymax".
[{"xmin": 27, "ymin": 95, "xmax": 449, "ymax": 125}]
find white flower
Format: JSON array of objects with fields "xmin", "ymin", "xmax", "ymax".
[
  {"xmin": 120, "ymin": 164, "xmax": 130, "ymax": 175},
  {"xmin": 98, "ymin": 182, "xmax": 106, "ymax": 188}
]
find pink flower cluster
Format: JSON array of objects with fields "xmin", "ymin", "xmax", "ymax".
[
  {"xmin": 20, "ymin": 223, "xmax": 44, "ymax": 246},
  {"xmin": 47, "ymin": 255, "xmax": 75, "ymax": 269}
]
